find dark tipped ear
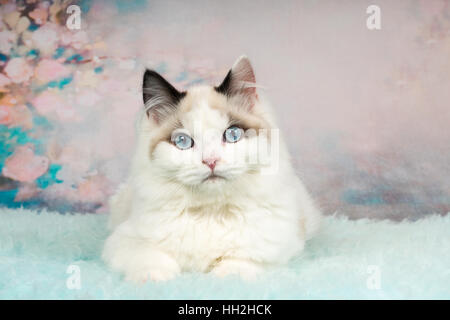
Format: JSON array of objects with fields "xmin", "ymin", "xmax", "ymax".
[
  {"xmin": 142, "ymin": 69, "xmax": 185, "ymax": 123},
  {"xmin": 215, "ymin": 56, "xmax": 257, "ymax": 100}
]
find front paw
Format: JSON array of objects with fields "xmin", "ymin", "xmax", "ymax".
[
  {"xmin": 116, "ymin": 250, "xmax": 181, "ymax": 283},
  {"xmin": 212, "ymin": 259, "xmax": 262, "ymax": 281},
  {"xmin": 125, "ymin": 266, "xmax": 180, "ymax": 283}
]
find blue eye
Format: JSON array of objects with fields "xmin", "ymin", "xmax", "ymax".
[
  {"xmin": 224, "ymin": 126, "xmax": 243, "ymax": 143},
  {"xmin": 172, "ymin": 133, "xmax": 193, "ymax": 150}
]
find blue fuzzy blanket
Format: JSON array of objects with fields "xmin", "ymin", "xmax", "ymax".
[{"xmin": 0, "ymin": 208, "xmax": 448, "ymax": 299}]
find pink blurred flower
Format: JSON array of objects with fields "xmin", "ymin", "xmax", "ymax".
[
  {"xmin": 32, "ymin": 90, "xmax": 80, "ymax": 122},
  {"xmin": 31, "ymin": 90, "xmax": 61, "ymax": 115},
  {"xmin": 77, "ymin": 175, "xmax": 111, "ymax": 203},
  {"xmin": 9, "ymin": 104, "xmax": 33, "ymax": 129},
  {"xmin": 75, "ymin": 89, "xmax": 101, "ymax": 107},
  {"xmin": 61, "ymin": 30, "xmax": 89, "ymax": 50},
  {"xmin": 35, "ymin": 59, "xmax": 72, "ymax": 83},
  {"xmin": 0, "ymin": 30, "xmax": 16, "ymax": 53},
  {"xmin": 2, "ymin": 144, "xmax": 49, "ymax": 182},
  {"xmin": 0, "ymin": 74, "xmax": 12, "ymax": 90},
  {"xmin": 4, "ymin": 58, "xmax": 33, "ymax": 83},
  {"xmin": 42, "ymin": 184, "xmax": 79, "ymax": 203},
  {"xmin": 56, "ymin": 145, "xmax": 92, "ymax": 179},
  {"xmin": 14, "ymin": 183, "xmax": 40, "ymax": 201},
  {"xmin": 55, "ymin": 104, "xmax": 79, "ymax": 122},
  {"xmin": 0, "ymin": 94, "xmax": 17, "ymax": 107},
  {"xmin": 0, "ymin": 2, "xmax": 17, "ymax": 14},
  {"xmin": 0, "ymin": 106, "xmax": 12, "ymax": 125},
  {"xmin": 31, "ymin": 23, "xmax": 59, "ymax": 55},
  {"xmin": 29, "ymin": 7, "xmax": 48, "ymax": 25}
]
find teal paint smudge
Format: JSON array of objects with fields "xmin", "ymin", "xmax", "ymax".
[
  {"xmin": 155, "ymin": 62, "xmax": 167, "ymax": 74},
  {"xmin": 36, "ymin": 164, "xmax": 63, "ymax": 189},
  {"xmin": 0, "ymin": 124, "xmax": 45, "ymax": 155},
  {"xmin": 47, "ymin": 81, "xmax": 58, "ymax": 88},
  {"xmin": 342, "ymin": 189, "xmax": 385, "ymax": 206},
  {"xmin": 27, "ymin": 49, "xmax": 39, "ymax": 59},
  {"xmin": 0, "ymin": 188, "xmax": 44, "ymax": 209},
  {"xmin": 175, "ymin": 71, "xmax": 188, "ymax": 82},
  {"xmin": 66, "ymin": 54, "xmax": 84, "ymax": 63},
  {"xmin": 28, "ymin": 23, "xmax": 39, "ymax": 31},
  {"xmin": 32, "ymin": 113, "xmax": 53, "ymax": 131},
  {"xmin": 8, "ymin": 48, "xmax": 21, "ymax": 58},
  {"xmin": 53, "ymin": 47, "xmax": 65, "ymax": 59},
  {"xmin": 0, "ymin": 125, "xmax": 15, "ymax": 170},
  {"xmin": 58, "ymin": 77, "xmax": 73, "ymax": 89},
  {"xmin": 115, "ymin": 0, "xmax": 147, "ymax": 13},
  {"xmin": 187, "ymin": 78, "xmax": 205, "ymax": 86},
  {"xmin": 79, "ymin": 0, "xmax": 93, "ymax": 13},
  {"xmin": 0, "ymin": 189, "xmax": 19, "ymax": 207},
  {"xmin": 8, "ymin": 127, "xmax": 34, "ymax": 145},
  {"xmin": 94, "ymin": 66, "xmax": 103, "ymax": 74},
  {"xmin": 37, "ymin": 76, "xmax": 73, "ymax": 91}
]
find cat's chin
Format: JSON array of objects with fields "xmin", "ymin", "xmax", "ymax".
[
  {"xmin": 202, "ymin": 174, "xmax": 226, "ymax": 183},
  {"xmin": 192, "ymin": 174, "xmax": 229, "ymax": 192}
]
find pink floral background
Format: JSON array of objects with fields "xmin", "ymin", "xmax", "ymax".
[{"xmin": 0, "ymin": 0, "xmax": 449, "ymax": 220}]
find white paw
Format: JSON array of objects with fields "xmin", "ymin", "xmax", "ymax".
[
  {"xmin": 212, "ymin": 259, "xmax": 262, "ymax": 281},
  {"xmin": 125, "ymin": 267, "xmax": 179, "ymax": 283}
]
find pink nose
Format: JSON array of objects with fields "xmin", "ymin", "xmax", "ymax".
[{"xmin": 202, "ymin": 158, "xmax": 218, "ymax": 171}]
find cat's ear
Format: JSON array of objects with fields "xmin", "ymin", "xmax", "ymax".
[
  {"xmin": 142, "ymin": 69, "xmax": 185, "ymax": 123},
  {"xmin": 215, "ymin": 56, "xmax": 257, "ymax": 102}
]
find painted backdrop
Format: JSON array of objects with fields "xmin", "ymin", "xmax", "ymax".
[{"xmin": 0, "ymin": 0, "xmax": 449, "ymax": 220}]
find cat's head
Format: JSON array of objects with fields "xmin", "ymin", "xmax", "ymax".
[{"xmin": 141, "ymin": 56, "xmax": 274, "ymax": 191}]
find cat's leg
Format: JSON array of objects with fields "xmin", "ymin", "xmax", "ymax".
[
  {"xmin": 211, "ymin": 258, "xmax": 263, "ymax": 280},
  {"xmin": 102, "ymin": 225, "xmax": 180, "ymax": 283}
]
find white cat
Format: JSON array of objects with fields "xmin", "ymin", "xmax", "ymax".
[{"xmin": 102, "ymin": 56, "xmax": 321, "ymax": 282}]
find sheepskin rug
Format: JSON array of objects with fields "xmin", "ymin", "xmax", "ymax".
[{"xmin": 0, "ymin": 207, "xmax": 448, "ymax": 299}]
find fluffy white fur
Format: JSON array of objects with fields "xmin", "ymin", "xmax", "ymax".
[{"xmin": 102, "ymin": 57, "xmax": 322, "ymax": 282}]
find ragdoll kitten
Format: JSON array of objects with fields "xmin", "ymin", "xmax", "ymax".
[{"xmin": 102, "ymin": 56, "xmax": 321, "ymax": 282}]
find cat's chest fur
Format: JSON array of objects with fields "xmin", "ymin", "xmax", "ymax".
[{"xmin": 132, "ymin": 197, "xmax": 303, "ymax": 272}]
